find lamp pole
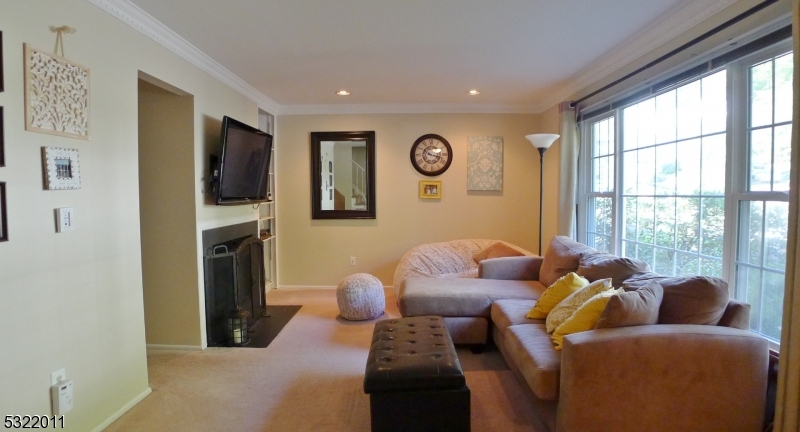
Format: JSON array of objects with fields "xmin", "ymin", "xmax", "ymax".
[
  {"xmin": 525, "ymin": 134, "xmax": 560, "ymax": 256},
  {"xmin": 537, "ymin": 147, "xmax": 547, "ymax": 256}
]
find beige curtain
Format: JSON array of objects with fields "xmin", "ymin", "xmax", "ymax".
[
  {"xmin": 774, "ymin": 1, "xmax": 800, "ymax": 430},
  {"xmin": 558, "ymin": 102, "xmax": 579, "ymax": 237}
]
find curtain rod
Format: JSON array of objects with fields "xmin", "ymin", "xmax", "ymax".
[{"xmin": 569, "ymin": 0, "xmax": 779, "ymax": 108}]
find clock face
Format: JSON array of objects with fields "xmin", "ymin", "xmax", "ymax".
[{"xmin": 410, "ymin": 134, "xmax": 453, "ymax": 176}]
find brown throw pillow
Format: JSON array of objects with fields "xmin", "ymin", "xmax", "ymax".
[
  {"xmin": 624, "ymin": 273, "xmax": 729, "ymax": 325},
  {"xmin": 658, "ymin": 276, "xmax": 729, "ymax": 325},
  {"xmin": 473, "ymin": 242, "xmax": 524, "ymax": 263},
  {"xmin": 576, "ymin": 253, "xmax": 651, "ymax": 288},
  {"xmin": 621, "ymin": 271, "xmax": 665, "ymax": 290},
  {"xmin": 595, "ymin": 280, "xmax": 664, "ymax": 329},
  {"xmin": 539, "ymin": 236, "xmax": 595, "ymax": 287}
]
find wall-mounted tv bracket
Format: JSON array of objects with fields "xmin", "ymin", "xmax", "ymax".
[{"xmin": 209, "ymin": 154, "xmax": 220, "ymax": 193}]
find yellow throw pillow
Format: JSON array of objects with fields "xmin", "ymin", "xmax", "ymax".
[
  {"xmin": 545, "ymin": 278, "xmax": 613, "ymax": 333},
  {"xmin": 551, "ymin": 288, "xmax": 623, "ymax": 350},
  {"xmin": 526, "ymin": 272, "xmax": 589, "ymax": 319}
]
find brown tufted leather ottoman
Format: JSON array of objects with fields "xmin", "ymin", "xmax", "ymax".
[{"xmin": 363, "ymin": 316, "xmax": 470, "ymax": 432}]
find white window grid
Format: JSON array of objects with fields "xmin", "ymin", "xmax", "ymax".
[
  {"xmin": 727, "ymin": 45, "xmax": 793, "ymax": 345},
  {"xmin": 585, "ymin": 115, "xmax": 615, "ymax": 253},
  {"xmin": 577, "ymin": 40, "xmax": 792, "ymax": 350}
]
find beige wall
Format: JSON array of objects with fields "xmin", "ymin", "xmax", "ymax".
[
  {"xmin": 138, "ymin": 80, "xmax": 200, "ymax": 346},
  {"xmin": 0, "ymin": 1, "xmax": 258, "ymax": 430},
  {"xmin": 276, "ymin": 113, "xmax": 564, "ymax": 287}
]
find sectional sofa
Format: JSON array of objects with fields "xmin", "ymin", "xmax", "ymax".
[{"xmin": 394, "ymin": 236, "xmax": 769, "ymax": 432}]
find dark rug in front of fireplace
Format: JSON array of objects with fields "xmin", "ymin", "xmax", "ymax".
[{"xmin": 243, "ymin": 305, "xmax": 302, "ymax": 348}]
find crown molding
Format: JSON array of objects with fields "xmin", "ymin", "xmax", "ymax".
[
  {"xmin": 280, "ymin": 103, "xmax": 538, "ymax": 115},
  {"xmin": 88, "ymin": 0, "xmax": 282, "ymax": 114},
  {"xmin": 535, "ymin": 0, "xmax": 738, "ymax": 113}
]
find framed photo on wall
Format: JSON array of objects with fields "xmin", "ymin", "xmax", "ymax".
[
  {"xmin": 419, "ymin": 180, "xmax": 442, "ymax": 199},
  {"xmin": 0, "ymin": 182, "xmax": 7, "ymax": 242},
  {"xmin": 41, "ymin": 147, "xmax": 81, "ymax": 190},
  {"xmin": 0, "ymin": 31, "xmax": 4, "ymax": 92},
  {"xmin": 0, "ymin": 107, "xmax": 4, "ymax": 167}
]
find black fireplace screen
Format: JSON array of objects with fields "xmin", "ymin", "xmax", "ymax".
[{"xmin": 204, "ymin": 235, "xmax": 266, "ymax": 347}]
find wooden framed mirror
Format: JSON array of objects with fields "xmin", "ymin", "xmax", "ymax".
[{"xmin": 310, "ymin": 131, "xmax": 376, "ymax": 219}]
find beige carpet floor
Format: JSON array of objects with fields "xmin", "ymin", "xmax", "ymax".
[{"xmin": 106, "ymin": 289, "xmax": 546, "ymax": 431}]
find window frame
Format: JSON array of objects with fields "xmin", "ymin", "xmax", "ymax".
[
  {"xmin": 727, "ymin": 41, "xmax": 792, "ymax": 350},
  {"xmin": 577, "ymin": 39, "xmax": 792, "ymax": 351},
  {"xmin": 579, "ymin": 112, "xmax": 618, "ymax": 254}
]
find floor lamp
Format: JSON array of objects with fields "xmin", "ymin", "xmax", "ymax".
[{"xmin": 525, "ymin": 134, "xmax": 560, "ymax": 256}]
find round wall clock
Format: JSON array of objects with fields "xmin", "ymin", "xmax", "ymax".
[{"xmin": 410, "ymin": 134, "xmax": 453, "ymax": 176}]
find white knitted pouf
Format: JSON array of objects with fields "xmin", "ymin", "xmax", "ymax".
[{"xmin": 337, "ymin": 273, "xmax": 385, "ymax": 320}]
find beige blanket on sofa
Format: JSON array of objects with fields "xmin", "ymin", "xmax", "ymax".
[{"xmin": 392, "ymin": 239, "xmax": 532, "ymax": 299}]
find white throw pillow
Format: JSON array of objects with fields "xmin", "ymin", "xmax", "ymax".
[{"xmin": 545, "ymin": 278, "xmax": 613, "ymax": 333}]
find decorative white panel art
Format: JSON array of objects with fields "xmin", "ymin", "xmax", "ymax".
[
  {"xmin": 42, "ymin": 147, "xmax": 81, "ymax": 190},
  {"xmin": 24, "ymin": 44, "xmax": 90, "ymax": 140},
  {"xmin": 467, "ymin": 136, "xmax": 503, "ymax": 191}
]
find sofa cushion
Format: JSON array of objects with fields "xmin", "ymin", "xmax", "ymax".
[
  {"xmin": 473, "ymin": 242, "xmax": 524, "ymax": 263},
  {"xmin": 399, "ymin": 277, "xmax": 545, "ymax": 318},
  {"xmin": 624, "ymin": 272, "xmax": 729, "ymax": 325},
  {"xmin": 504, "ymin": 324, "xmax": 561, "ymax": 401},
  {"xmin": 546, "ymin": 278, "xmax": 613, "ymax": 333},
  {"xmin": 576, "ymin": 253, "xmax": 651, "ymax": 288},
  {"xmin": 717, "ymin": 299, "xmax": 751, "ymax": 330},
  {"xmin": 479, "ymin": 256, "xmax": 543, "ymax": 281},
  {"xmin": 492, "ymin": 299, "xmax": 541, "ymax": 334},
  {"xmin": 539, "ymin": 236, "xmax": 596, "ymax": 287},
  {"xmin": 595, "ymin": 280, "xmax": 664, "ymax": 329},
  {"xmin": 442, "ymin": 317, "xmax": 489, "ymax": 345},
  {"xmin": 552, "ymin": 288, "xmax": 622, "ymax": 350},
  {"xmin": 526, "ymin": 272, "xmax": 589, "ymax": 319}
]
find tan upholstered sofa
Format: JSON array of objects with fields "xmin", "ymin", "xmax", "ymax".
[
  {"xmin": 395, "ymin": 236, "xmax": 769, "ymax": 432},
  {"xmin": 394, "ymin": 239, "xmax": 538, "ymax": 345}
]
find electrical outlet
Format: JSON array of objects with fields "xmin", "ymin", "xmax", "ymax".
[
  {"xmin": 350, "ymin": 257, "xmax": 356, "ymax": 266},
  {"xmin": 51, "ymin": 368, "xmax": 66, "ymax": 386}
]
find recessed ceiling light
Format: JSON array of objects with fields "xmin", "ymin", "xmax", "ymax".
[
  {"xmin": 467, "ymin": 90, "xmax": 480, "ymax": 95},
  {"xmin": 336, "ymin": 90, "xmax": 350, "ymax": 96}
]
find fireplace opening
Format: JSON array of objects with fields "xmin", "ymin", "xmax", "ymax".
[{"xmin": 204, "ymin": 235, "xmax": 266, "ymax": 347}]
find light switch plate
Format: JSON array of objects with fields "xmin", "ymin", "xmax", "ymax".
[{"xmin": 55, "ymin": 208, "xmax": 74, "ymax": 232}]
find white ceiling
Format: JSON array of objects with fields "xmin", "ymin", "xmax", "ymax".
[{"xmin": 124, "ymin": 0, "xmax": 726, "ymax": 112}]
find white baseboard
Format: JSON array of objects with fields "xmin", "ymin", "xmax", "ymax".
[
  {"xmin": 278, "ymin": 285, "xmax": 337, "ymax": 290},
  {"xmin": 146, "ymin": 344, "xmax": 204, "ymax": 351},
  {"xmin": 278, "ymin": 285, "xmax": 393, "ymax": 291},
  {"xmin": 90, "ymin": 387, "xmax": 152, "ymax": 432}
]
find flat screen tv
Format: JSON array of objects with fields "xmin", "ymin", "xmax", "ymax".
[{"xmin": 215, "ymin": 116, "xmax": 273, "ymax": 205}]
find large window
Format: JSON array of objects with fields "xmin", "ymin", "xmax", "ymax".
[
  {"xmin": 580, "ymin": 43, "xmax": 792, "ymax": 347},
  {"xmin": 734, "ymin": 51, "xmax": 793, "ymax": 342},
  {"xmin": 620, "ymin": 71, "xmax": 727, "ymax": 277},
  {"xmin": 586, "ymin": 116, "xmax": 615, "ymax": 254}
]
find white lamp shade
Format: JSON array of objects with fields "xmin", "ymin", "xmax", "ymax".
[{"xmin": 525, "ymin": 134, "xmax": 560, "ymax": 149}]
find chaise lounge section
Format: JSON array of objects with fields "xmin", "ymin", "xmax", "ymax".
[
  {"xmin": 395, "ymin": 236, "xmax": 769, "ymax": 432},
  {"xmin": 394, "ymin": 239, "xmax": 540, "ymax": 345}
]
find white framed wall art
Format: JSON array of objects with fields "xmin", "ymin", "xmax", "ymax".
[{"xmin": 24, "ymin": 44, "xmax": 90, "ymax": 140}]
